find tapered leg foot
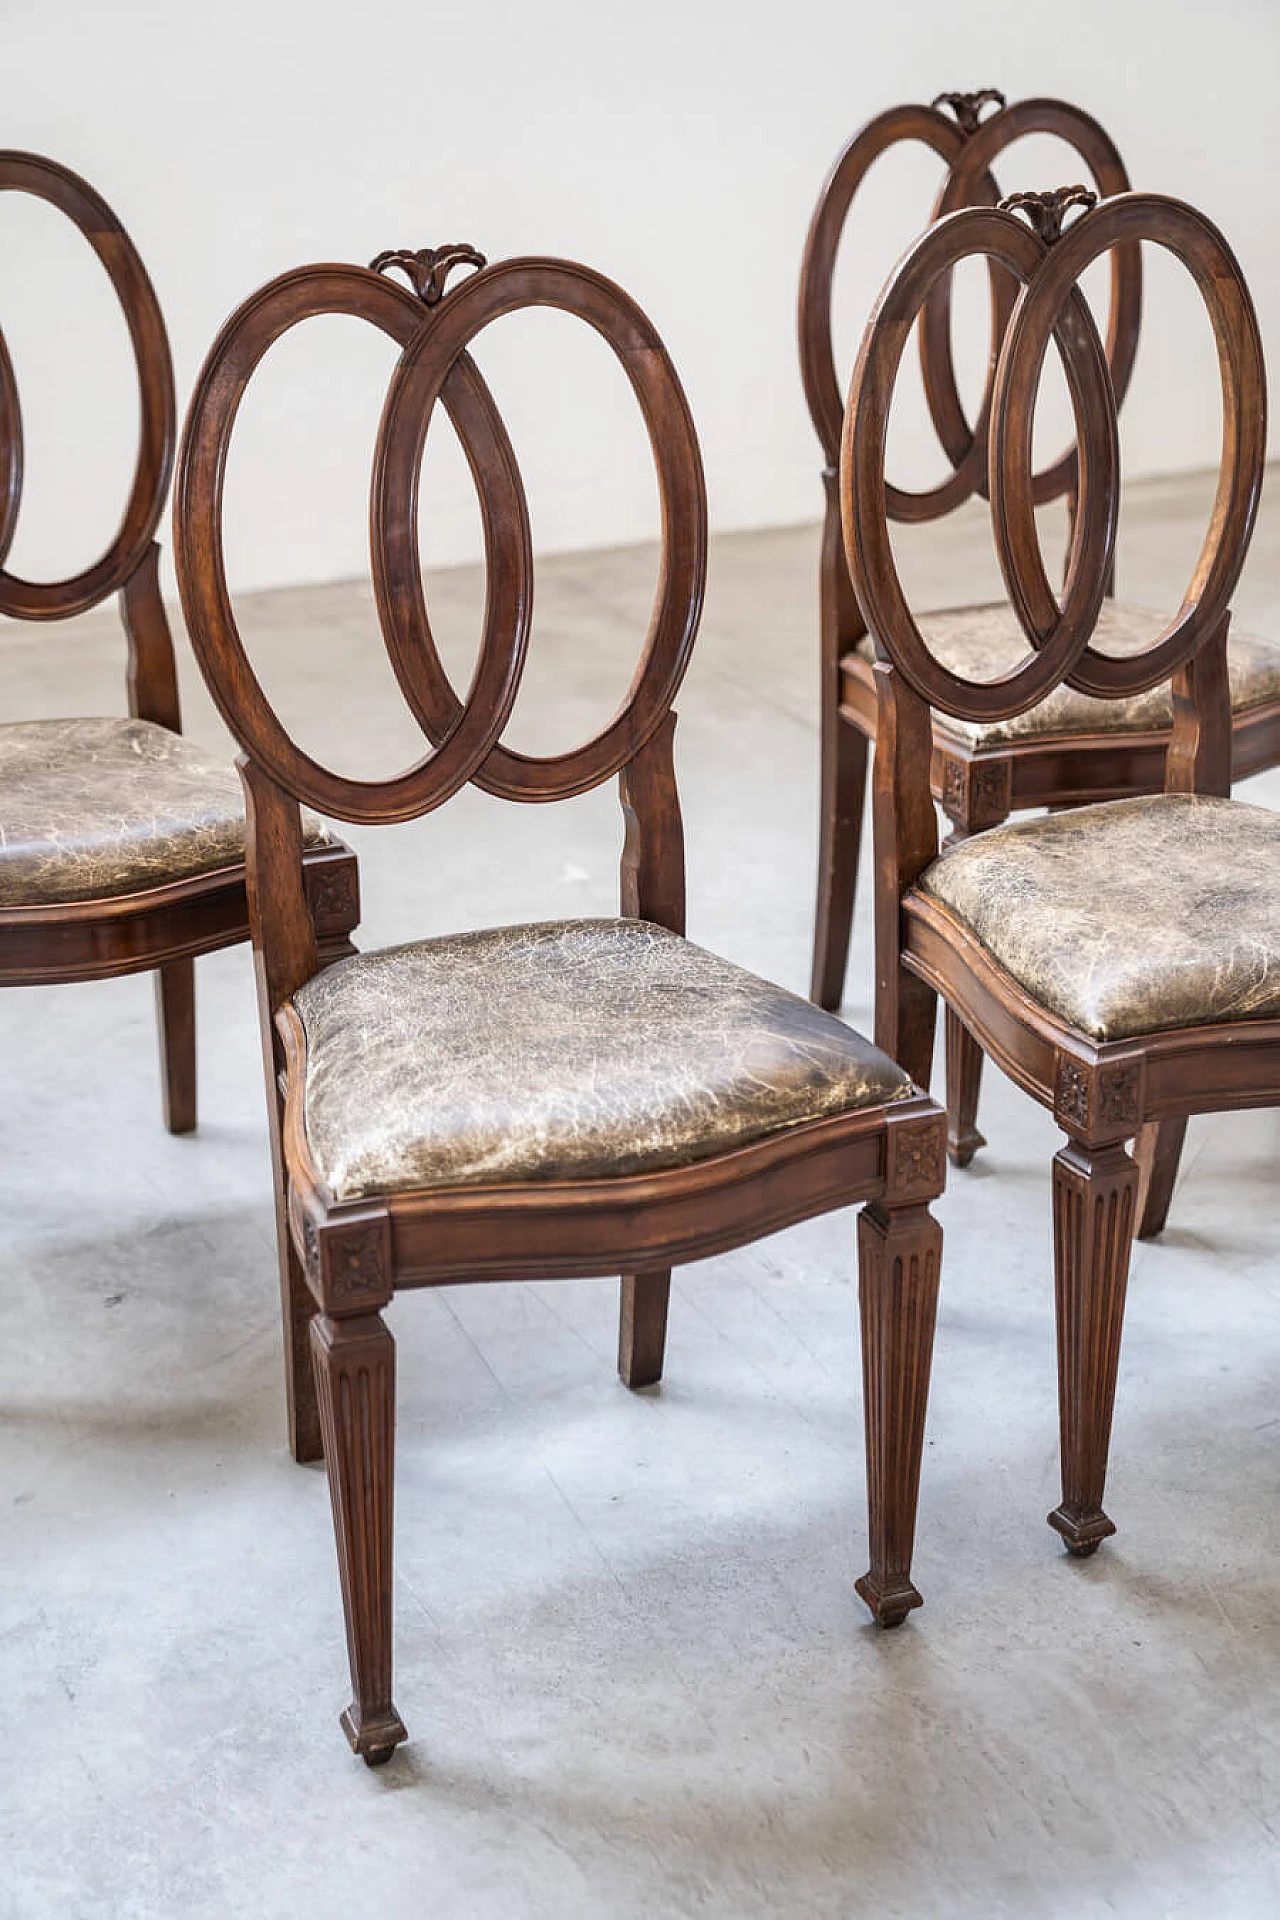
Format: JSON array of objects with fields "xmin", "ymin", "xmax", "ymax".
[
  {"xmin": 1134, "ymin": 1117, "xmax": 1188, "ymax": 1240},
  {"xmin": 312, "ymin": 1311, "xmax": 406, "ymax": 1761},
  {"xmin": 155, "ymin": 958, "xmax": 196, "ymax": 1134},
  {"xmin": 944, "ymin": 1007, "xmax": 986, "ymax": 1168},
  {"xmin": 811, "ymin": 718, "xmax": 869, "ymax": 1011},
  {"xmin": 1049, "ymin": 1139, "xmax": 1138, "ymax": 1556},
  {"xmin": 856, "ymin": 1200, "xmax": 942, "ymax": 1625},
  {"xmin": 618, "ymin": 1271, "xmax": 671, "ymax": 1388},
  {"xmin": 340, "ymin": 1704, "xmax": 409, "ymax": 1767},
  {"xmin": 1046, "ymin": 1505, "xmax": 1116, "ymax": 1557}
]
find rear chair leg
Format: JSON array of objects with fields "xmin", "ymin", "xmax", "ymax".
[
  {"xmin": 811, "ymin": 717, "xmax": 869, "ymax": 1011},
  {"xmin": 281, "ymin": 1227, "xmax": 323, "ymax": 1464},
  {"xmin": 618, "ymin": 1270, "xmax": 672, "ymax": 1388},
  {"xmin": 944, "ymin": 1007, "xmax": 986, "ymax": 1168},
  {"xmin": 1133, "ymin": 1117, "xmax": 1188, "ymax": 1240},
  {"xmin": 1048, "ymin": 1138, "xmax": 1138, "ymax": 1556},
  {"xmin": 855, "ymin": 1200, "xmax": 942, "ymax": 1626},
  {"xmin": 155, "ymin": 958, "xmax": 196, "ymax": 1134},
  {"xmin": 312, "ymin": 1310, "xmax": 407, "ymax": 1765}
]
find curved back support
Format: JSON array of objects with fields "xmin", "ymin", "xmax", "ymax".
[
  {"xmin": 174, "ymin": 246, "xmax": 707, "ymax": 1013},
  {"xmin": 176, "ymin": 251, "xmax": 706, "ymax": 826},
  {"xmin": 0, "ymin": 151, "xmax": 176, "ymax": 620},
  {"xmin": 843, "ymin": 190, "xmax": 1266, "ymax": 722},
  {"xmin": 842, "ymin": 185, "xmax": 1265, "ymax": 1074},
  {"xmin": 799, "ymin": 93, "xmax": 1141, "ymax": 522}
]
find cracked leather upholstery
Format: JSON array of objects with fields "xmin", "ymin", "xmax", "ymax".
[
  {"xmin": 292, "ymin": 918, "xmax": 913, "ymax": 1199},
  {"xmin": 918, "ymin": 792, "xmax": 1280, "ymax": 1040},
  {"xmin": 853, "ymin": 601, "xmax": 1280, "ymax": 745},
  {"xmin": 0, "ymin": 716, "xmax": 328, "ymax": 907}
]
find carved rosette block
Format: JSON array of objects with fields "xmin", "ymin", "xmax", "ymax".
[
  {"xmin": 306, "ymin": 1207, "xmax": 393, "ymax": 1315},
  {"xmin": 1053, "ymin": 1052, "xmax": 1145, "ymax": 1144},
  {"xmin": 304, "ymin": 851, "xmax": 361, "ymax": 942},
  {"xmin": 1048, "ymin": 1139, "xmax": 1137, "ymax": 1555},
  {"xmin": 312, "ymin": 1311, "xmax": 407, "ymax": 1764},
  {"xmin": 883, "ymin": 1106, "xmax": 947, "ymax": 1205},
  {"xmin": 855, "ymin": 1201, "xmax": 942, "ymax": 1625},
  {"xmin": 938, "ymin": 752, "xmax": 1012, "ymax": 835}
]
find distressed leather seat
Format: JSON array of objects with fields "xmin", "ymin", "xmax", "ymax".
[
  {"xmin": 919, "ymin": 792, "xmax": 1280, "ymax": 1040},
  {"xmin": 855, "ymin": 601, "xmax": 1280, "ymax": 745},
  {"xmin": 292, "ymin": 917, "xmax": 913, "ymax": 1200},
  {"xmin": 0, "ymin": 716, "xmax": 327, "ymax": 907}
]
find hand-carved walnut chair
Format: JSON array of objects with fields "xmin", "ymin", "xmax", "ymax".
[
  {"xmin": 843, "ymin": 183, "xmax": 1269, "ymax": 1563},
  {"xmin": 173, "ymin": 242, "xmax": 949, "ymax": 1763},
  {"xmin": 0, "ymin": 152, "xmax": 358, "ymax": 1134},
  {"xmin": 803, "ymin": 93, "xmax": 1280, "ymax": 1237}
]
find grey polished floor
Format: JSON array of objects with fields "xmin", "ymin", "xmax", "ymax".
[{"xmin": 3, "ymin": 473, "xmax": 1280, "ymax": 1918}]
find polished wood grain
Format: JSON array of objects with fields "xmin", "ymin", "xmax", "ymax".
[
  {"xmin": 800, "ymin": 97, "xmax": 1275, "ymax": 1221},
  {"xmin": 0, "ymin": 152, "xmax": 357, "ymax": 1137},
  {"xmin": 176, "ymin": 244, "xmax": 948, "ymax": 1762},
  {"xmin": 844, "ymin": 184, "xmax": 1267, "ymax": 1562}
]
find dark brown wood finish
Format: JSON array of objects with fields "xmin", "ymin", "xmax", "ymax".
[
  {"xmin": 800, "ymin": 97, "xmax": 1277, "ymax": 1226},
  {"xmin": 175, "ymin": 246, "xmax": 948, "ymax": 1763},
  {"xmin": 0, "ymin": 152, "xmax": 358, "ymax": 1136},
  {"xmin": 844, "ymin": 186, "xmax": 1267, "ymax": 1559}
]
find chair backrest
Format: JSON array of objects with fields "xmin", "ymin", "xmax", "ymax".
[
  {"xmin": 842, "ymin": 186, "xmax": 1266, "ymax": 927},
  {"xmin": 174, "ymin": 245, "xmax": 707, "ymax": 1018},
  {"xmin": 0, "ymin": 152, "xmax": 176, "ymax": 621},
  {"xmin": 799, "ymin": 94, "xmax": 1142, "ymax": 640}
]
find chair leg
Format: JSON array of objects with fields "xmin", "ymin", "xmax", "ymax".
[
  {"xmin": 811, "ymin": 715, "xmax": 869, "ymax": 1011},
  {"xmin": 854, "ymin": 1200, "xmax": 942, "ymax": 1627},
  {"xmin": 281, "ymin": 1228, "xmax": 323, "ymax": 1464},
  {"xmin": 1047, "ymin": 1139, "xmax": 1138, "ymax": 1557},
  {"xmin": 944, "ymin": 1007, "xmax": 987, "ymax": 1168},
  {"xmin": 1133, "ymin": 1117, "xmax": 1188, "ymax": 1240},
  {"xmin": 154, "ymin": 958, "xmax": 196, "ymax": 1134},
  {"xmin": 311, "ymin": 1310, "xmax": 407, "ymax": 1765},
  {"xmin": 618, "ymin": 1270, "xmax": 671, "ymax": 1388}
]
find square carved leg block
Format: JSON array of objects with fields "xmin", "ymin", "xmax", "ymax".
[
  {"xmin": 340, "ymin": 1704, "xmax": 409, "ymax": 1767},
  {"xmin": 855, "ymin": 1571, "xmax": 924, "ymax": 1628},
  {"xmin": 1047, "ymin": 1503, "xmax": 1117, "ymax": 1558}
]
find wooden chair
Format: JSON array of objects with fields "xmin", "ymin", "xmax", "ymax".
[
  {"xmin": 173, "ymin": 242, "xmax": 948, "ymax": 1763},
  {"xmin": 843, "ymin": 182, "xmax": 1269, "ymax": 1563},
  {"xmin": 802, "ymin": 94, "xmax": 1280, "ymax": 1238},
  {"xmin": 0, "ymin": 152, "xmax": 358, "ymax": 1144}
]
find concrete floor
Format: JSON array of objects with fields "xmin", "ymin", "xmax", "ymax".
[{"xmin": 3, "ymin": 472, "xmax": 1280, "ymax": 1917}]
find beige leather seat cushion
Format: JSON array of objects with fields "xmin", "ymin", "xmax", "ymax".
[
  {"xmin": 292, "ymin": 918, "xmax": 913, "ymax": 1200},
  {"xmin": 0, "ymin": 717, "xmax": 326, "ymax": 907},
  {"xmin": 919, "ymin": 792, "xmax": 1280, "ymax": 1040},
  {"xmin": 854, "ymin": 601, "xmax": 1280, "ymax": 746}
]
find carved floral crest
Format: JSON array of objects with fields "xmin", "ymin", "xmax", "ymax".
[{"xmin": 370, "ymin": 244, "xmax": 487, "ymax": 305}]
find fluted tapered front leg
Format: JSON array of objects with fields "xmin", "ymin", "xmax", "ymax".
[
  {"xmin": 312, "ymin": 1310, "xmax": 406, "ymax": 1764},
  {"xmin": 1048, "ymin": 1139, "xmax": 1138, "ymax": 1556},
  {"xmin": 855, "ymin": 1201, "xmax": 942, "ymax": 1626}
]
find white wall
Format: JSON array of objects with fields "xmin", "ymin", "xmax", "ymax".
[{"xmin": 2, "ymin": 0, "xmax": 1277, "ymax": 596}]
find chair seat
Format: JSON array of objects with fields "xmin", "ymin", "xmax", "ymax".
[
  {"xmin": 917, "ymin": 792, "xmax": 1280, "ymax": 1040},
  {"xmin": 852, "ymin": 600, "xmax": 1280, "ymax": 746},
  {"xmin": 0, "ymin": 717, "xmax": 327, "ymax": 907},
  {"xmin": 291, "ymin": 918, "xmax": 913, "ymax": 1200}
]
